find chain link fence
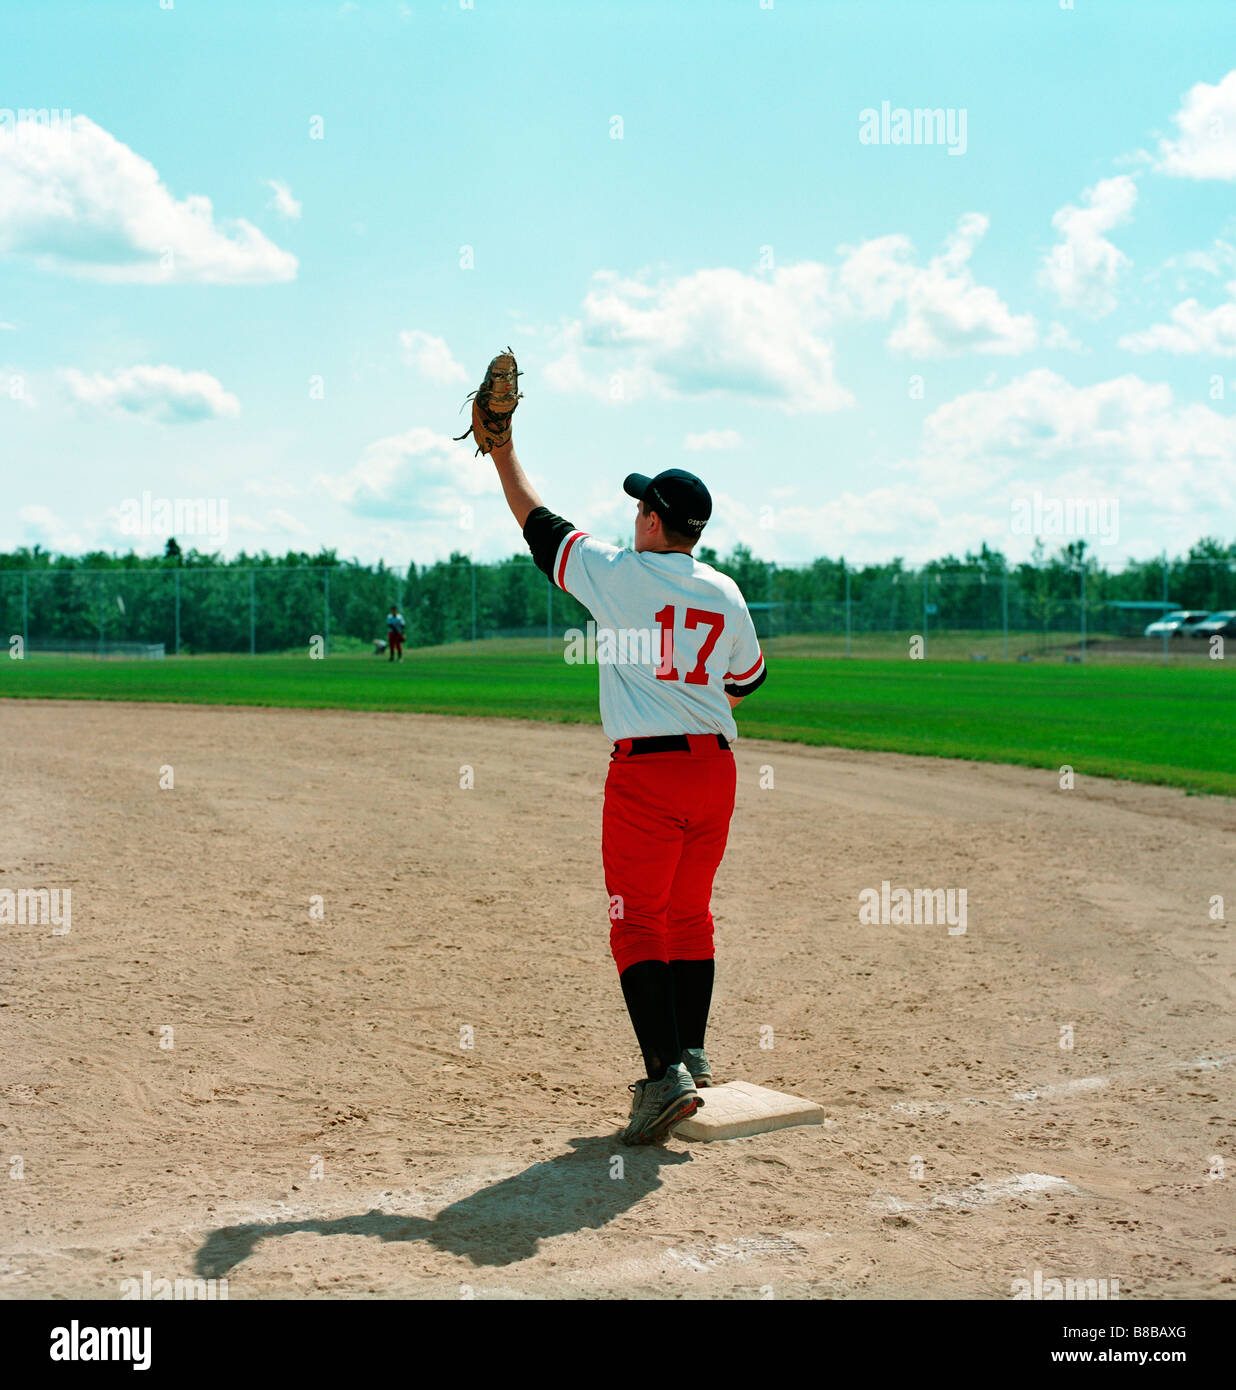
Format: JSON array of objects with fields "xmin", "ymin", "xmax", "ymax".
[
  {"xmin": 1, "ymin": 557, "xmax": 1233, "ymax": 660},
  {"xmin": 0, "ymin": 561, "xmax": 581, "ymax": 656}
]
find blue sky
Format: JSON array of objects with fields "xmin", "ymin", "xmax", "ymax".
[{"xmin": 2, "ymin": 0, "xmax": 1235, "ymax": 569}]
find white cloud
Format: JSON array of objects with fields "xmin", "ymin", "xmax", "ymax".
[
  {"xmin": 1160, "ymin": 238, "xmax": 1236, "ymax": 279},
  {"xmin": 1119, "ymin": 282, "xmax": 1236, "ymax": 356},
  {"xmin": 399, "ymin": 330, "xmax": 469, "ymax": 385},
  {"xmin": 0, "ymin": 115, "xmax": 297, "ymax": 283},
  {"xmin": 1125, "ymin": 241, "xmax": 1236, "ymax": 350},
  {"xmin": 17, "ymin": 504, "xmax": 85, "ymax": 552},
  {"xmin": 243, "ymin": 478, "xmax": 302, "ymax": 498},
  {"xmin": 911, "ymin": 369, "xmax": 1236, "ymax": 516},
  {"xmin": 840, "ymin": 213, "xmax": 1038, "ymax": 357},
  {"xmin": 546, "ymin": 264, "xmax": 851, "ymax": 412},
  {"xmin": 727, "ymin": 486, "xmax": 944, "ymax": 545},
  {"xmin": 685, "ymin": 483, "xmax": 1029, "ymax": 568},
  {"xmin": 546, "ymin": 220, "xmax": 1034, "ymax": 411},
  {"xmin": 705, "ymin": 368, "xmax": 1233, "ymax": 561},
  {"xmin": 264, "ymin": 178, "xmax": 302, "ymax": 220},
  {"xmin": 63, "ymin": 365, "xmax": 240, "ymax": 423},
  {"xmin": 685, "ymin": 429, "xmax": 741, "ymax": 451},
  {"xmin": 1044, "ymin": 322, "xmax": 1083, "ymax": 351},
  {"xmin": 1039, "ymin": 176, "xmax": 1137, "ymax": 317},
  {"xmin": 224, "ymin": 514, "xmax": 271, "ymax": 536},
  {"xmin": 317, "ymin": 425, "xmax": 497, "ymax": 520},
  {"xmin": 1153, "ymin": 70, "xmax": 1236, "ymax": 181},
  {"xmin": 314, "ymin": 426, "xmax": 527, "ymax": 561},
  {"xmin": 267, "ymin": 508, "xmax": 311, "ymax": 537}
]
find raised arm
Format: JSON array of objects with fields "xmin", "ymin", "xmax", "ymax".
[{"xmin": 489, "ymin": 439, "xmax": 543, "ymax": 530}]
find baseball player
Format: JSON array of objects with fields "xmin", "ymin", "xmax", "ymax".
[
  {"xmin": 457, "ymin": 351, "xmax": 767, "ymax": 1144},
  {"xmin": 385, "ymin": 604, "xmax": 406, "ymax": 662}
]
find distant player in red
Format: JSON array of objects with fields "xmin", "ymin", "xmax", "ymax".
[
  {"xmin": 485, "ymin": 406, "xmax": 767, "ymax": 1144},
  {"xmin": 385, "ymin": 605, "xmax": 405, "ymax": 662}
]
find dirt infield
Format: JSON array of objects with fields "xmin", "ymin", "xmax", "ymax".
[{"xmin": 1, "ymin": 699, "xmax": 1232, "ymax": 1300}]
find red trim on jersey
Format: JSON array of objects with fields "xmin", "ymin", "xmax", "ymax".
[
  {"xmin": 556, "ymin": 530, "xmax": 586, "ymax": 591},
  {"xmin": 727, "ymin": 654, "xmax": 765, "ymax": 684}
]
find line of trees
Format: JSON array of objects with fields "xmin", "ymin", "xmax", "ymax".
[{"xmin": 0, "ymin": 536, "xmax": 1231, "ymax": 653}]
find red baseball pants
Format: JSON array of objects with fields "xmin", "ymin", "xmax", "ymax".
[{"xmin": 603, "ymin": 736, "xmax": 737, "ymax": 975}]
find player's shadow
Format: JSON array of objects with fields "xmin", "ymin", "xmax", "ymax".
[{"xmin": 195, "ymin": 1135, "xmax": 690, "ymax": 1277}]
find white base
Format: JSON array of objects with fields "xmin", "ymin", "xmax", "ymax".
[{"xmin": 673, "ymin": 1079, "xmax": 827, "ymax": 1141}]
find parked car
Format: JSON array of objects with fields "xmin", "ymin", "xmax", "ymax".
[
  {"xmin": 1180, "ymin": 612, "xmax": 1218, "ymax": 636},
  {"xmin": 1143, "ymin": 610, "xmax": 1212, "ymax": 638},
  {"xmin": 1189, "ymin": 610, "xmax": 1236, "ymax": 639}
]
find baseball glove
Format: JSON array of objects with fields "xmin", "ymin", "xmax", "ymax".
[{"xmin": 453, "ymin": 347, "xmax": 522, "ymax": 456}]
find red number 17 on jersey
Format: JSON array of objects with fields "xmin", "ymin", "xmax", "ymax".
[{"xmin": 654, "ymin": 605, "xmax": 725, "ymax": 686}]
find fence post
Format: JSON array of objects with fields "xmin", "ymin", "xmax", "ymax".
[
  {"xmin": 174, "ymin": 569, "xmax": 181, "ymax": 655},
  {"xmin": 249, "ymin": 568, "xmax": 256, "ymax": 656},
  {"xmin": 1001, "ymin": 569, "xmax": 1008, "ymax": 660},
  {"xmin": 97, "ymin": 572, "xmax": 104, "ymax": 655},
  {"xmin": 21, "ymin": 571, "xmax": 29, "ymax": 654},
  {"xmin": 1080, "ymin": 564, "xmax": 1087, "ymax": 661},
  {"xmin": 546, "ymin": 578, "xmax": 552, "ymax": 653},
  {"xmin": 1161, "ymin": 549, "xmax": 1169, "ymax": 666},
  {"xmin": 922, "ymin": 571, "xmax": 928, "ymax": 660},
  {"xmin": 844, "ymin": 562, "xmax": 851, "ymax": 658},
  {"xmin": 323, "ymin": 568, "xmax": 330, "ymax": 656},
  {"xmin": 471, "ymin": 559, "xmax": 477, "ymax": 654}
]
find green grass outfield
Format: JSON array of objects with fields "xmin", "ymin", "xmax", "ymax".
[{"xmin": 3, "ymin": 638, "xmax": 1233, "ymax": 796}]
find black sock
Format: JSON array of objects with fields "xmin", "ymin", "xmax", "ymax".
[
  {"xmin": 619, "ymin": 960, "xmax": 681, "ymax": 1082},
  {"xmin": 670, "ymin": 958, "xmax": 714, "ymax": 1050}
]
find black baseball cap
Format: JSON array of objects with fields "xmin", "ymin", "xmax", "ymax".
[{"xmin": 623, "ymin": 468, "xmax": 712, "ymax": 538}]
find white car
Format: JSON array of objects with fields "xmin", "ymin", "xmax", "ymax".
[
  {"xmin": 1143, "ymin": 610, "xmax": 1211, "ymax": 638},
  {"xmin": 1189, "ymin": 610, "xmax": 1236, "ymax": 639}
]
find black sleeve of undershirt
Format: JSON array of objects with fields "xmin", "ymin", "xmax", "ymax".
[
  {"xmin": 522, "ymin": 506, "xmax": 577, "ymax": 580},
  {"xmin": 724, "ymin": 665, "xmax": 768, "ymax": 699}
]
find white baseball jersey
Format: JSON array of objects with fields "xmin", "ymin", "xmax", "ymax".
[{"xmin": 550, "ymin": 528, "xmax": 767, "ymax": 742}]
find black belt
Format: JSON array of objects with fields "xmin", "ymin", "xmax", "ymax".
[{"xmin": 620, "ymin": 734, "xmax": 730, "ymax": 755}]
